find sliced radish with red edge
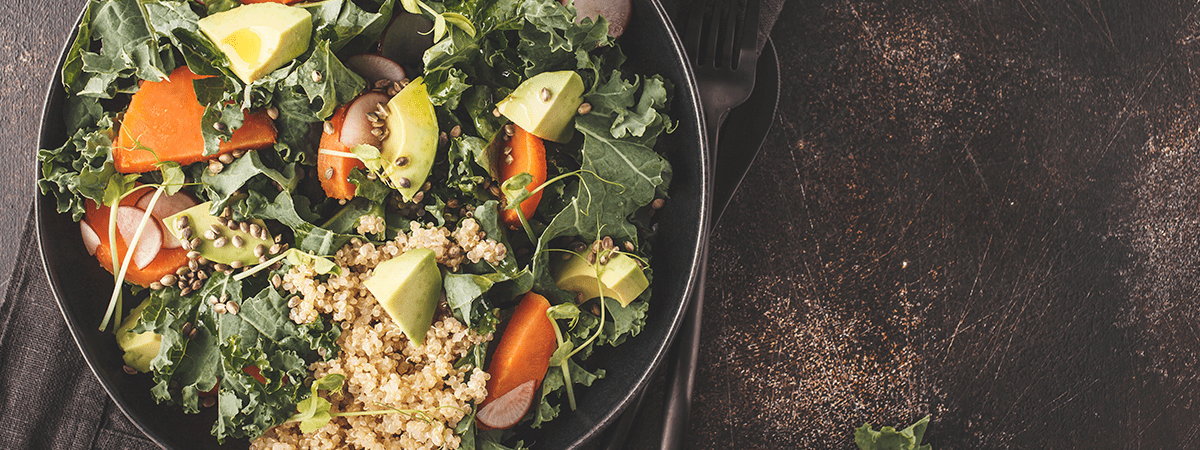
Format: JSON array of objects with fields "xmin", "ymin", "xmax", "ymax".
[
  {"xmin": 345, "ymin": 54, "xmax": 407, "ymax": 86},
  {"xmin": 81, "ymin": 221, "xmax": 100, "ymax": 256},
  {"xmin": 115, "ymin": 206, "xmax": 163, "ymax": 270},
  {"xmin": 476, "ymin": 379, "xmax": 536, "ymax": 430},
  {"xmin": 562, "ymin": 0, "xmax": 631, "ymax": 37},
  {"xmin": 135, "ymin": 190, "xmax": 199, "ymax": 249},
  {"xmin": 135, "ymin": 189, "xmax": 199, "ymax": 221},
  {"xmin": 340, "ymin": 91, "xmax": 392, "ymax": 149}
]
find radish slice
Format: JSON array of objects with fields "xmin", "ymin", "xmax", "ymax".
[
  {"xmin": 340, "ymin": 91, "xmax": 392, "ymax": 149},
  {"xmin": 345, "ymin": 54, "xmax": 407, "ymax": 86},
  {"xmin": 563, "ymin": 0, "xmax": 631, "ymax": 37},
  {"xmin": 135, "ymin": 189, "xmax": 200, "ymax": 220},
  {"xmin": 115, "ymin": 206, "xmax": 162, "ymax": 270},
  {"xmin": 135, "ymin": 191, "xmax": 199, "ymax": 249},
  {"xmin": 477, "ymin": 380, "xmax": 536, "ymax": 430},
  {"xmin": 80, "ymin": 221, "xmax": 100, "ymax": 256}
]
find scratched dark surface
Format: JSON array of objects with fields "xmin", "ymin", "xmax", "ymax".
[{"xmin": 9, "ymin": 0, "xmax": 1200, "ymax": 449}]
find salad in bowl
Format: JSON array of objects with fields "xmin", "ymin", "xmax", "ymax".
[{"xmin": 36, "ymin": 0, "xmax": 684, "ymax": 448}]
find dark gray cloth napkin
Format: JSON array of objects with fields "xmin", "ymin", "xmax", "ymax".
[
  {"xmin": 7, "ymin": 0, "xmax": 786, "ymax": 448},
  {"xmin": 0, "ymin": 205, "xmax": 159, "ymax": 450}
]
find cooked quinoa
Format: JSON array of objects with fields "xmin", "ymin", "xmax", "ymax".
[{"xmin": 252, "ymin": 222, "xmax": 502, "ymax": 450}]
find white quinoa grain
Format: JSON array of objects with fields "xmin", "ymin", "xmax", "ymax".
[{"xmin": 254, "ymin": 236, "xmax": 493, "ymax": 450}]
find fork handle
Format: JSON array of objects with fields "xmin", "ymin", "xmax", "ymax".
[
  {"xmin": 660, "ymin": 259, "xmax": 706, "ymax": 449},
  {"xmin": 659, "ymin": 105, "xmax": 723, "ymax": 447}
]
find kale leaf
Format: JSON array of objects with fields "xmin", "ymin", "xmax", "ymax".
[
  {"xmin": 134, "ymin": 272, "xmax": 340, "ymax": 442},
  {"xmin": 855, "ymin": 416, "xmax": 933, "ymax": 450}
]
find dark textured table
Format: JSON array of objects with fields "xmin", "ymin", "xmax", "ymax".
[{"xmin": 10, "ymin": 0, "xmax": 1200, "ymax": 449}]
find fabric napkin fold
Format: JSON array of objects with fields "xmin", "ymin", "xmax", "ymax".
[
  {"xmin": 8, "ymin": 0, "xmax": 787, "ymax": 448},
  {"xmin": 0, "ymin": 205, "xmax": 158, "ymax": 450}
]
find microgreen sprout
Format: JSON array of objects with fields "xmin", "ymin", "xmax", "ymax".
[
  {"xmin": 233, "ymin": 249, "xmax": 340, "ymax": 282},
  {"xmin": 399, "ymin": 0, "xmax": 476, "ymax": 41},
  {"xmin": 539, "ymin": 242, "xmax": 619, "ymax": 411},
  {"xmin": 501, "ymin": 169, "xmax": 617, "ymax": 243},
  {"xmin": 97, "ymin": 151, "xmax": 193, "ymax": 331}
]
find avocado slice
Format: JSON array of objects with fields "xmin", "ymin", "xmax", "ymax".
[
  {"xmin": 363, "ymin": 248, "xmax": 441, "ymax": 346},
  {"xmin": 553, "ymin": 249, "xmax": 649, "ymax": 307},
  {"xmin": 163, "ymin": 202, "xmax": 274, "ymax": 266},
  {"xmin": 116, "ymin": 297, "xmax": 161, "ymax": 373},
  {"xmin": 380, "ymin": 77, "xmax": 439, "ymax": 202},
  {"xmin": 496, "ymin": 71, "xmax": 585, "ymax": 143},
  {"xmin": 198, "ymin": 3, "xmax": 313, "ymax": 84}
]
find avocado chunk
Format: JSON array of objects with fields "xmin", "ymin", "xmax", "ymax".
[
  {"xmin": 380, "ymin": 77, "xmax": 439, "ymax": 202},
  {"xmin": 116, "ymin": 298, "xmax": 161, "ymax": 373},
  {"xmin": 198, "ymin": 3, "xmax": 313, "ymax": 84},
  {"xmin": 553, "ymin": 248, "xmax": 649, "ymax": 307},
  {"xmin": 363, "ymin": 248, "xmax": 441, "ymax": 346},
  {"xmin": 497, "ymin": 71, "xmax": 585, "ymax": 143},
  {"xmin": 163, "ymin": 202, "xmax": 274, "ymax": 266}
]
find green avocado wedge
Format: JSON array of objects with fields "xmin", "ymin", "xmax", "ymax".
[
  {"xmin": 197, "ymin": 3, "xmax": 313, "ymax": 84},
  {"xmin": 380, "ymin": 77, "xmax": 439, "ymax": 202},
  {"xmin": 116, "ymin": 297, "xmax": 161, "ymax": 373},
  {"xmin": 163, "ymin": 202, "xmax": 274, "ymax": 266},
  {"xmin": 553, "ymin": 250, "xmax": 649, "ymax": 307},
  {"xmin": 497, "ymin": 70, "xmax": 585, "ymax": 143},
  {"xmin": 363, "ymin": 248, "xmax": 442, "ymax": 346}
]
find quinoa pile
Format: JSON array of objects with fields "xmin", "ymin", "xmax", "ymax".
[{"xmin": 252, "ymin": 219, "xmax": 506, "ymax": 450}]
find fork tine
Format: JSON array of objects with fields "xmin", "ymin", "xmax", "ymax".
[
  {"xmin": 736, "ymin": 0, "xmax": 761, "ymax": 70},
  {"xmin": 719, "ymin": 0, "xmax": 738, "ymax": 68},
  {"xmin": 682, "ymin": 0, "xmax": 708, "ymax": 63},
  {"xmin": 702, "ymin": 0, "xmax": 723, "ymax": 67}
]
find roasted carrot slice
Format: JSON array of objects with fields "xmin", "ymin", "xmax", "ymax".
[
  {"xmin": 500, "ymin": 125, "xmax": 547, "ymax": 229},
  {"xmin": 316, "ymin": 104, "xmax": 366, "ymax": 200},
  {"xmin": 114, "ymin": 66, "xmax": 277, "ymax": 174},
  {"xmin": 478, "ymin": 292, "xmax": 557, "ymax": 429},
  {"xmin": 84, "ymin": 193, "xmax": 188, "ymax": 288}
]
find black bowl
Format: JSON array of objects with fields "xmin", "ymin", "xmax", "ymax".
[{"xmin": 36, "ymin": 0, "xmax": 708, "ymax": 448}]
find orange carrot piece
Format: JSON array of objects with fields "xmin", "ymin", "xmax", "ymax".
[
  {"xmin": 114, "ymin": 66, "xmax": 277, "ymax": 174},
  {"xmin": 85, "ymin": 194, "xmax": 188, "ymax": 288},
  {"xmin": 316, "ymin": 104, "xmax": 366, "ymax": 200},
  {"xmin": 479, "ymin": 292, "xmax": 557, "ymax": 429},
  {"xmin": 500, "ymin": 125, "xmax": 548, "ymax": 230}
]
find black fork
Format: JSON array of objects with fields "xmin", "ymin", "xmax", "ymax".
[
  {"xmin": 599, "ymin": 1, "xmax": 763, "ymax": 448},
  {"xmin": 686, "ymin": 0, "xmax": 761, "ymax": 157},
  {"xmin": 660, "ymin": 0, "xmax": 761, "ymax": 448}
]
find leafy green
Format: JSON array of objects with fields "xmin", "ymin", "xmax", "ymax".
[
  {"xmin": 289, "ymin": 373, "xmax": 346, "ymax": 433},
  {"xmin": 515, "ymin": 0, "xmax": 611, "ymax": 77},
  {"xmin": 533, "ymin": 357, "xmax": 603, "ymax": 427},
  {"xmin": 202, "ymin": 0, "xmax": 239, "ymax": 15},
  {"xmin": 142, "ymin": 0, "xmax": 217, "ymax": 63},
  {"xmin": 37, "ymin": 116, "xmax": 117, "ymax": 220},
  {"xmin": 284, "ymin": 41, "xmax": 365, "ymax": 120},
  {"xmin": 246, "ymin": 191, "xmax": 360, "ymax": 256},
  {"xmin": 415, "ymin": 0, "xmax": 672, "ymax": 433},
  {"xmin": 66, "ymin": 0, "xmax": 171, "ymax": 98},
  {"xmin": 303, "ymin": 0, "xmax": 398, "ymax": 55},
  {"xmin": 134, "ymin": 273, "xmax": 340, "ymax": 442},
  {"xmin": 455, "ymin": 410, "xmax": 529, "ymax": 450},
  {"xmin": 285, "ymin": 249, "xmax": 342, "ymax": 276},
  {"xmin": 199, "ymin": 149, "xmax": 299, "ymax": 211},
  {"xmin": 531, "ymin": 70, "xmax": 672, "ymax": 306},
  {"xmin": 855, "ymin": 416, "xmax": 933, "ymax": 450}
]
